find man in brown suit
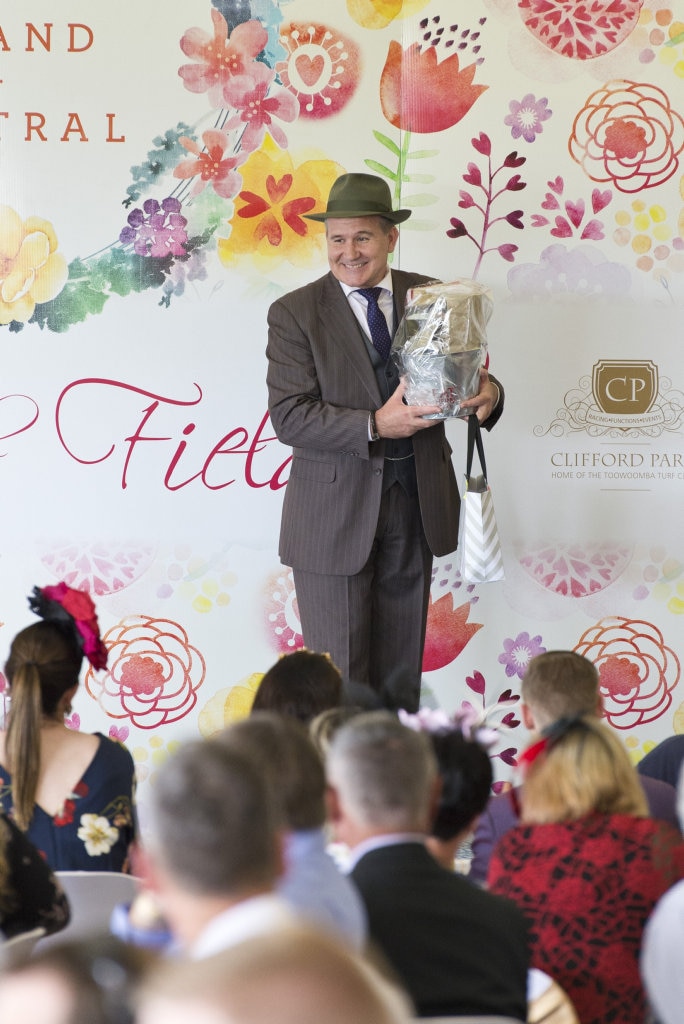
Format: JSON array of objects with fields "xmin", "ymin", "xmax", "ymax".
[{"xmin": 266, "ymin": 173, "xmax": 503, "ymax": 711}]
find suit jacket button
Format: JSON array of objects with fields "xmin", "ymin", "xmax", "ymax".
[{"xmin": 374, "ymin": 468, "xmax": 382, "ymax": 476}]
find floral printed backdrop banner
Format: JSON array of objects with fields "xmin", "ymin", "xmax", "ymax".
[{"xmin": 1, "ymin": 0, "xmax": 683, "ymax": 813}]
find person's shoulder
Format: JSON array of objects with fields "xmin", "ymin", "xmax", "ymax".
[
  {"xmin": 93, "ymin": 732, "xmax": 135, "ymax": 769},
  {"xmin": 640, "ymin": 773, "xmax": 678, "ymax": 813},
  {"xmin": 269, "ymin": 272, "xmax": 332, "ymax": 309}
]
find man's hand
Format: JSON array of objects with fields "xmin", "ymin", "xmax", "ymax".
[
  {"xmin": 459, "ymin": 369, "xmax": 500, "ymax": 424},
  {"xmin": 374, "ymin": 379, "xmax": 441, "ymax": 439}
]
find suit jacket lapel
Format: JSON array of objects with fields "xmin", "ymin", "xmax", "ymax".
[
  {"xmin": 391, "ymin": 270, "xmax": 411, "ymax": 329},
  {"xmin": 319, "ymin": 273, "xmax": 381, "ymax": 403}
]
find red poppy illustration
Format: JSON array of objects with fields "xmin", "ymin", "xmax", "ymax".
[
  {"xmin": 569, "ymin": 81, "xmax": 684, "ymax": 192},
  {"xmin": 86, "ymin": 615, "xmax": 206, "ymax": 729},
  {"xmin": 422, "ymin": 595, "xmax": 483, "ymax": 672},
  {"xmin": 574, "ymin": 616, "xmax": 680, "ymax": 729},
  {"xmin": 380, "ymin": 40, "xmax": 487, "ymax": 134}
]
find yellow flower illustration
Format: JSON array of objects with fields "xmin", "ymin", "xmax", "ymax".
[
  {"xmin": 198, "ymin": 672, "xmax": 263, "ymax": 737},
  {"xmin": 0, "ymin": 206, "xmax": 68, "ymax": 324},
  {"xmin": 346, "ymin": 0, "xmax": 430, "ymax": 30},
  {"xmin": 218, "ymin": 137, "xmax": 344, "ymax": 271}
]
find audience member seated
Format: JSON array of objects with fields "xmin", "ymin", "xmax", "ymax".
[
  {"xmin": 309, "ymin": 705, "xmax": 363, "ymax": 760},
  {"xmin": 251, "ymin": 648, "xmax": 342, "ymax": 725},
  {"xmin": 135, "ymin": 737, "xmax": 297, "ymax": 957},
  {"xmin": 470, "ymin": 650, "xmax": 680, "ymax": 884},
  {"xmin": 135, "ymin": 924, "xmax": 412, "ymax": 1024},
  {"xmin": 487, "ymin": 715, "xmax": 684, "ymax": 1024},
  {"xmin": 217, "ymin": 712, "xmax": 367, "ymax": 949},
  {"xmin": 326, "ymin": 710, "xmax": 529, "ymax": 1020},
  {"xmin": 0, "ymin": 812, "xmax": 69, "ymax": 939},
  {"xmin": 641, "ymin": 762, "xmax": 684, "ymax": 1024},
  {"xmin": 0, "ymin": 583, "xmax": 135, "ymax": 872},
  {"xmin": 637, "ymin": 733, "xmax": 684, "ymax": 789},
  {"xmin": 425, "ymin": 724, "xmax": 493, "ymax": 872},
  {"xmin": 0, "ymin": 934, "xmax": 154, "ymax": 1024}
]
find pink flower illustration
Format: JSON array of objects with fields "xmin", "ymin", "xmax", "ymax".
[
  {"xmin": 276, "ymin": 22, "xmax": 361, "ymax": 119},
  {"xmin": 178, "ymin": 11, "xmax": 268, "ymax": 108},
  {"xmin": 531, "ymin": 176, "xmax": 612, "ymax": 240},
  {"xmin": 518, "ymin": 0, "xmax": 645, "ymax": 60},
  {"xmin": 575, "ymin": 617, "xmax": 680, "ymax": 729},
  {"xmin": 569, "ymin": 81, "xmax": 684, "ymax": 193},
  {"xmin": 223, "ymin": 62, "xmax": 299, "ymax": 151},
  {"xmin": 40, "ymin": 541, "xmax": 157, "ymax": 597},
  {"xmin": 504, "ymin": 94, "xmax": 552, "ymax": 143},
  {"xmin": 86, "ymin": 615, "xmax": 206, "ymax": 730},
  {"xmin": 174, "ymin": 129, "xmax": 246, "ymax": 199}
]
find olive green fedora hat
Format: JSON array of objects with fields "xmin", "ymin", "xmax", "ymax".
[{"xmin": 305, "ymin": 173, "xmax": 412, "ymax": 223}]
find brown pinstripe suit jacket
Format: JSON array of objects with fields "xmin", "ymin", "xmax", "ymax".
[{"xmin": 266, "ymin": 269, "xmax": 503, "ymax": 576}]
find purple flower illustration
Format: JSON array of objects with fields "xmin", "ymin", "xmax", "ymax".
[
  {"xmin": 120, "ymin": 197, "xmax": 188, "ymax": 257},
  {"xmin": 508, "ymin": 243, "xmax": 632, "ymax": 300},
  {"xmin": 504, "ymin": 94, "xmax": 552, "ymax": 143},
  {"xmin": 498, "ymin": 632, "xmax": 545, "ymax": 679}
]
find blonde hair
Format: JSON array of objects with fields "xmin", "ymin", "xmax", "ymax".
[
  {"xmin": 521, "ymin": 716, "xmax": 647, "ymax": 824},
  {"xmin": 137, "ymin": 924, "xmax": 411, "ymax": 1024}
]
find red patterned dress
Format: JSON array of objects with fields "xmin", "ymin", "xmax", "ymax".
[{"xmin": 488, "ymin": 813, "xmax": 684, "ymax": 1024}]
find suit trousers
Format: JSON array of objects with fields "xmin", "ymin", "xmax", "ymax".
[{"xmin": 293, "ymin": 480, "xmax": 432, "ymax": 712}]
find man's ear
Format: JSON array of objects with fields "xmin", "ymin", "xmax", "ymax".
[
  {"xmin": 521, "ymin": 703, "xmax": 536, "ymax": 731},
  {"xmin": 131, "ymin": 841, "xmax": 161, "ymax": 894},
  {"xmin": 325, "ymin": 783, "xmax": 342, "ymax": 825}
]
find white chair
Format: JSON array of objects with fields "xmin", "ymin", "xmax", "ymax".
[
  {"xmin": 35, "ymin": 871, "xmax": 139, "ymax": 950},
  {"xmin": 0, "ymin": 927, "xmax": 46, "ymax": 967},
  {"xmin": 528, "ymin": 968, "xmax": 579, "ymax": 1024}
]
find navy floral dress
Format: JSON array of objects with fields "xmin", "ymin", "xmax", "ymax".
[{"xmin": 0, "ymin": 733, "xmax": 136, "ymax": 873}]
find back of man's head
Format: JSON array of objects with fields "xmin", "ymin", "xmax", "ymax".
[
  {"xmin": 327, "ymin": 711, "xmax": 437, "ymax": 834},
  {"xmin": 217, "ymin": 712, "xmax": 326, "ymax": 831},
  {"xmin": 522, "ymin": 650, "xmax": 600, "ymax": 730},
  {"xmin": 136, "ymin": 925, "xmax": 412, "ymax": 1024},
  {"xmin": 147, "ymin": 738, "xmax": 280, "ymax": 896}
]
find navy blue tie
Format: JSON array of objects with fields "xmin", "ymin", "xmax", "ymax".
[{"xmin": 358, "ymin": 287, "xmax": 392, "ymax": 362}]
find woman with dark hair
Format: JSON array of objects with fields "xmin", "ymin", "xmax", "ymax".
[
  {"xmin": 426, "ymin": 728, "xmax": 493, "ymax": 871},
  {"xmin": 0, "ymin": 584, "xmax": 136, "ymax": 872},
  {"xmin": 251, "ymin": 649, "xmax": 343, "ymax": 726},
  {"xmin": 0, "ymin": 812, "xmax": 69, "ymax": 939}
]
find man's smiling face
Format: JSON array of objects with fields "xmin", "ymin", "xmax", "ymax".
[{"xmin": 325, "ymin": 216, "xmax": 399, "ymax": 289}]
